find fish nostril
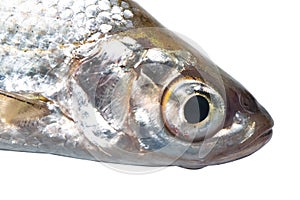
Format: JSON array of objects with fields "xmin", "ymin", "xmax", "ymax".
[{"xmin": 239, "ymin": 90, "xmax": 259, "ymax": 114}]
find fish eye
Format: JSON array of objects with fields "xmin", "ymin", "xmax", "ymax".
[
  {"xmin": 184, "ymin": 95, "xmax": 210, "ymax": 124},
  {"xmin": 161, "ymin": 77, "xmax": 225, "ymax": 142}
]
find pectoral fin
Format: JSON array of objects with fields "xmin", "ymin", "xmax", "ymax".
[{"xmin": 0, "ymin": 90, "xmax": 51, "ymax": 125}]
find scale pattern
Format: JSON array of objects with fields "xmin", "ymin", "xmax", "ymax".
[
  {"xmin": 0, "ymin": 0, "xmax": 138, "ymax": 160},
  {"xmin": 0, "ymin": 0, "xmax": 135, "ymax": 93}
]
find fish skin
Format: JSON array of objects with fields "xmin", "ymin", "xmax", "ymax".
[{"xmin": 0, "ymin": 0, "xmax": 273, "ymax": 169}]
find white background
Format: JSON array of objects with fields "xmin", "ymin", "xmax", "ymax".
[{"xmin": 0, "ymin": 0, "xmax": 299, "ymax": 199}]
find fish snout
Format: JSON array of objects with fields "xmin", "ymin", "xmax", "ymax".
[
  {"xmin": 236, "ymin": 88, "xmax": 274, "ymax": 153},
  {"xmin": 239, "ymin": 89, "xmax": 274, "ymax": 139},
  {"xmin": 223, "ymin": 74, "xmax": 274, "ymax": 140},
  {"xmin": 207, "ymin": 77, "xmax": 275, "ymax": 165},
  {"xmin": 248, "ymin": 103, "xmax": 274, "ymax": 147}
]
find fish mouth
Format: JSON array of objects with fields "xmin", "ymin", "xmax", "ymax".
[
  {"xmin": 203, "ymin": 105, "xmax": 274, "ymax": 167},
  {"xmin": 205, "ymin": 128, "xmax": 273, "ymax": 167},
  {"xmin": 232, "ymin": 127, "xmax": 273, "ymax": 161},
  {"xmin": 255, "ymin": 129, "xmax": 273, "ymax": 145},
  {"xmin": 235, "ymin": 102, "xmax": 274, "ymax": 160},
  {"xmin": 243, "ymin": 128, "xmax": 273, "ymax": 154}
]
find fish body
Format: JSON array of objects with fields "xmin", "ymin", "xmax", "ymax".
[{"xmin": 0, "ymin": 0, "xmax": 273, "ymax": 169}]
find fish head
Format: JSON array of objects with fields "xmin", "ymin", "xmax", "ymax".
[{"xmin": 71, "ymin": 28, "xmax": 273, "ymax": 169}]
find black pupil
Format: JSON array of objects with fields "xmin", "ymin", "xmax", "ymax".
[{"xmin": 184, "ymin": 95, "xmax": 210, "ymax": 124}]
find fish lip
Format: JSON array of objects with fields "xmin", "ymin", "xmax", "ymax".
[
  {"xmin": 199, "ymin": 127, "xmax": 273, "ymax": 167},
  {"xmin": 228, "ymin": 128, "xmax": 273, "ymax": 164},
  {"xmin": 245, "ymin": 128, "xmax": 273, "ymax": 150},
  {"xmin": 258, "ymin": 129, "xmax": 273, "ymax": 143}
]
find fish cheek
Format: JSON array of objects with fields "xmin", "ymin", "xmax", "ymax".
[
  {"xmin": 73, "ymin": 55, "xmax": 135, "ymax": 133},
  {"xmin": 95, "ymin": 72, "xmax": 135, "ymax": 131},
  {"xmin": 127, "ymin": 70, "xmax": 165, "ymax": 143}
]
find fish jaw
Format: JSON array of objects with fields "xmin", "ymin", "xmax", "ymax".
[{"xmin": 202, "ymin": 103, "xmax": 274, "ymax": 167}]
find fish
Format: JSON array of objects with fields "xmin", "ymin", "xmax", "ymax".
[{"xmin": 0, "ymin": 0, "xmax": 273, "ymax": 169}]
